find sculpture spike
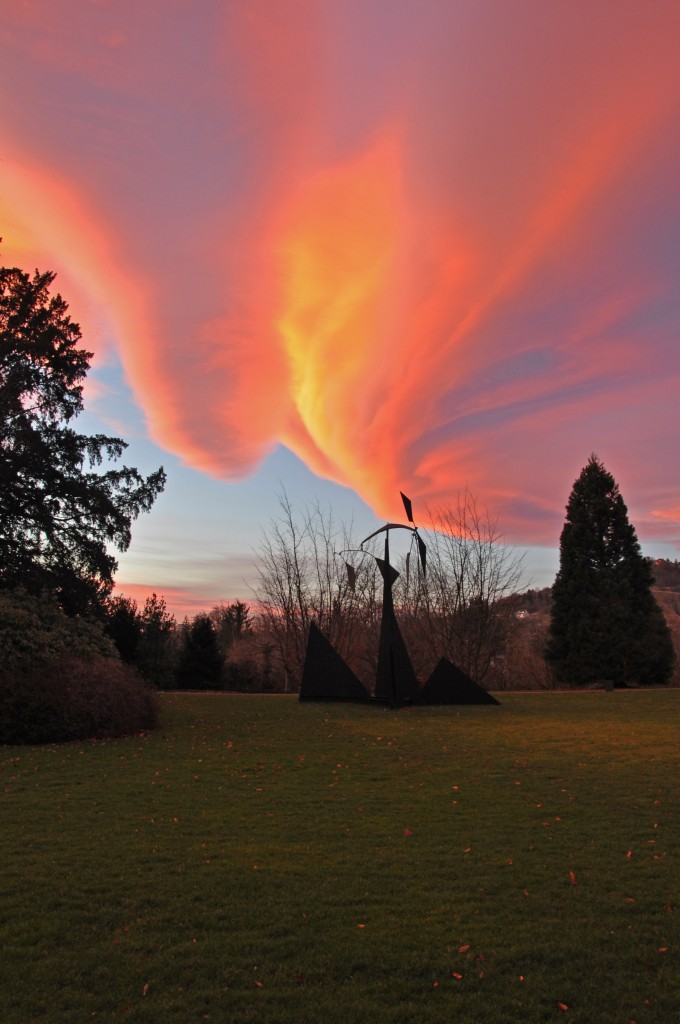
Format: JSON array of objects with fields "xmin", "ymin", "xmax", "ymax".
[
  {"xmin": 400, "ymin": 491, "xmax": 414, "ymax": 523},
  {"xmin": 417, "ymin": 534, "xmax": 427, "ymax": 575}
]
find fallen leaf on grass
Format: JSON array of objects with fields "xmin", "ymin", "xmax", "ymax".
[
  {"xmin": 142, "ymin": 984, "xmax": 149, "ymax": 997},
  {"xmin": 403, "ymin": 828, "xmax": 413, "ymax": 837},
  {"xmin": 458, "ymin": 944, "xmax": 471, "ymax": 953},
  {"xmin": 569, "ymin": 871, "xmax": 576, "ymax": 886},
  {"xmin": 557, "ymin": 1002, "xmax": 569, "ymax": 1011},
  {"xmin": 452, "ymin": 972, "xmax": 463, "ymax": 980}
]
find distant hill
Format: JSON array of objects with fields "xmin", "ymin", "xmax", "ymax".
[
  {"xmin": 504, "ymin": 587, "xmax": 552, "ymax": 614},
  {"xmin": 508, "ymin": 560, "xmax": 680, "ymax": 606},
  {"xmin": 651, "ymin": 558, "xmax": 680, "ymax": 592},
  {"xmin": 498, "ymin": 566, "xmax": 680, "ymax": 688}
]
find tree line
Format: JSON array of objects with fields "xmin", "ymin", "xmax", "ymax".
[{"xmin": 103, "ymin": 594, "xmax": 269, "ymax": 692}]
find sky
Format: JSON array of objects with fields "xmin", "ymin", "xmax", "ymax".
[{"xmin": 2, "ymin": 1, "xmax": 680, "ymax": 618}]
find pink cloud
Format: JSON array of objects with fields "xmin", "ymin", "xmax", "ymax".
[
  {"xmin": 2, "ymin": 1, "xmax": 680, "ymax": 545},
  {"xmin": 113, "ymin": 581, "xmax": 242, "ymax": 622},
  {"xmin": 652, "ymin": 508, "xmax": 680, "ymax": 525}
]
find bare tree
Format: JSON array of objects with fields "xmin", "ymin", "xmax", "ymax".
[
  {"xmin": 397, "ymin": 490, "xmax": 525, "ymax": 682},
  {"xmin": 253, "ymin": 493, "xmax": 380, "ymax": 690}
]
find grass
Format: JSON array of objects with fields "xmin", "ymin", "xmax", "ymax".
[{"xmin": 1, "ymin": 691, "xmax": 679, "ymax": 1024}]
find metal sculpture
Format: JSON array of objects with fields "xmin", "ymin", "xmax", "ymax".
[
  {"xmin": 415, "ymin": 657, "xmax": 500, "ymax": 705},
  {"xmin": 298, "ymin": 492, "xmax": 500, "ymax": 707},
  {"xmin": 358, "ymin": 493, "xmax": 424, "ymax": 707},
  {"xmin": 299, "ymin": 622, "xmax": 371, "ymax": 702}
]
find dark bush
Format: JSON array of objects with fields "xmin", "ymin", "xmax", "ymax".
[
  {"xmin": 0, "ymin": 656, "xmax": 158, "ymax": 745},
  {"xmin": 0, "ymin": 588, "xmax": 117, "ymax": 667},
  {"xmin": 223, "ymin": 658, "xmax": 272, "ymax": 693}
]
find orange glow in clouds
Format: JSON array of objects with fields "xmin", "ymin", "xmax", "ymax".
[
  {"xmin": 2, "ymin": 2, "xmax": 680, "ymax": 540},
  {"xmin": 277, "ymin": 134, "xmax": 406, "ymax": 501}
]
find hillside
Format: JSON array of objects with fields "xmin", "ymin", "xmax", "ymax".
[{"xmin": 651, "ymin": 558, "xmax": 680, "ymax": 592}]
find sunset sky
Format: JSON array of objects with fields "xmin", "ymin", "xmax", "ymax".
[{"xmin": 2, "ymin": 1, "xmax": 680, "ymax": 618}]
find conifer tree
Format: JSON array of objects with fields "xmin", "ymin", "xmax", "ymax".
[
  {"xmin": 176, "ymin": 613, "xmax": 224, "ymax": 689},
  {"xmin": 1, "ymin": 263, "xmax": 165, "ymax": 613},
  {"xmin": 546, "ymin": 455, "xmax": 674, "ymax": 686}
]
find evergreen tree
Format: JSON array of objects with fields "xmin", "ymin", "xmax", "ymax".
[
  {"xmin": 136, "ymin": 593, "xmax": 177, "ymax": 687},
  {"xmin": 209, "ymin": 600, "xmax": 254, "ymax": 657},
  {"xmin": 176, "ymin": 613, "xmax": 224, "ymax": 690},
  {"xmin": 546, "ymin": 455, "xmax": 675, "ymax": 686},
  {"xmin": 1, "ymin": 263, "xmax": 165, "ymax": 613},
  {"xmin": 105, "ymin": 595, "xmax": 143, "ymax": 663}
]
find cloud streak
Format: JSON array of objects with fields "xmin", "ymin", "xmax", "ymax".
[{"xmin": 2, "ymin": 0, "xmax": 680, "ymax": 543}]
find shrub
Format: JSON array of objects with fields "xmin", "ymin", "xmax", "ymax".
[
  {"xmin": 0, "ymin": 656, "xmax": 158, "ymax": 745},
  {"xmin": 0, "ymin": 588, "xmax": 117, "ymax": 668},
  {"xmin": 223, "ymin": 658, "xmax": 270, "ymax": 693}
]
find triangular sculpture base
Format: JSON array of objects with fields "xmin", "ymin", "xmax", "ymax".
[
  {"xmin": 416, "ymin": 657, "xmax": 500, "ymax": 705},
  {"xmin": 298, "ymin": 628, "xmax": 500, "ymax": 708},
  {"xmin": 299, "ymin": 622, "xmax": 371, "ymax": 702}
]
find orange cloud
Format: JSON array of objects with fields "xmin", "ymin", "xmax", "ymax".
[
  {"xmin": 2, "ymin": 2, "xmax": 680, "ymax": 543},
  {"xmin": 652, "ymin": 508, "xmax": 680, "ymax": 525}
]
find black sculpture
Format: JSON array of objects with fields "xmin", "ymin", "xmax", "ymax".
[
  {"xmin": 357, "ymin": 493, "xmax": 425, "ymax": 706},
  {"xmin": 415, "ymin": 657, "xmax": 500, "ymax": 705},
  {"xmin": 298, "ymin": 492, "xmax": 500, "ymax": 708},
  {"xmin": 299, "ymin": 622, "xmax": 371, "ymax": 702}
]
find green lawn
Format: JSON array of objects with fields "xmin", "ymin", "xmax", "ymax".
[{"xmin": 1, "ymin": 691, "xmax": 679, "ymax": 1024}]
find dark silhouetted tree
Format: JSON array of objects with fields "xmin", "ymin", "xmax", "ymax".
[
  {"xmin": 546, "ymin": 455, "xmax": 675, "ymax": 686},
  {"xmin": 176, "ymin": 613, "xmax": 224, "ymax": 689},
  {"xmin": 209, "ymin": 600, "xmax": 254, "ymax": 657},
  {"xmin": 105, "ymin": 595, "xmax": 143, "ymax": 663},
  {"xmin": 136, "ymin": 593, "xmax": 176, "ymax": 687},
  {"xmin": 103, "ymin": 592, "xmax": 176, "ymax": 686},
  {"xmin": 0, "ymin": 263, "xmax": 165, "ymax": 613}
]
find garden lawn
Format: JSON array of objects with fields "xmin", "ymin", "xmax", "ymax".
[{"xmin": 1, "ymin": 691, "xmax": 679, "ymax": 1024}]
